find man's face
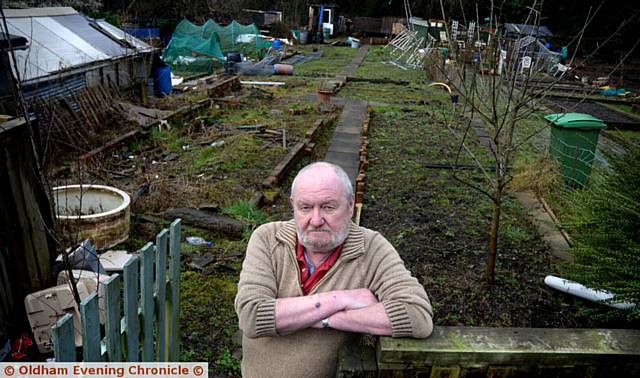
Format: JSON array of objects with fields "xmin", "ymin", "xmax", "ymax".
[{"xmin": 291, "ymin": 166, "xmax": 354, "ymax": 253}]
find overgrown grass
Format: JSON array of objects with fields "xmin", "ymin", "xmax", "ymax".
[
  {"xmin": 355, "ymin": 45, "xmax": 427, "ymax": 82},
  {"xmin": 180, "ymin": 271, "xmax": 241, "ymax": 376},
  {"xmin": 605, "ymin": 128, "xmax": 640, "ymax": 146},
  {"xmin": 340, "ymin": 81, "xmax": 426, "ymax": 105},
  {"xmin": 222, "ymin": 200, "xmax": 272, "ymax": 230},
  {"xmin": 151, "ymin": 126, "xmax": 190, "ymax": 153},
  {"xmin": 293, "ymin": 45, "xmax": 358, "ymax": 76}
]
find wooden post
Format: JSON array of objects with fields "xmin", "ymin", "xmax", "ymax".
[
  {"xmin": 140, "ymin": 242, "xmax": 154, "ymax": 362},
  {"xmin": 168, "ymin": 219, "xmax": 182, "ymax": 361},
  {"xmin": 155, "ymin": 229, "xmax": 168, "ymax": 361},
  {"xmin": 124, "ymin": 256, "xmax": 140, "ymax": 361},
  {"xmin": 105, "ymin": 274, "xmax": 122, "ymax": 362}
]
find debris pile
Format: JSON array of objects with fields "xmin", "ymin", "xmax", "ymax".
[{"xmin": 25, "ymin": 241, "xmax": 134, "ymax": 354}]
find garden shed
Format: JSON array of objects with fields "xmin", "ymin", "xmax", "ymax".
[
  {"xmin": 501, "ymin": 23, "xmax": 560, "ymax": 74},
  {"xmin": 1, "ymin": 7, "xmax": 156, "ymax": 103},
  {"xmin": 502, "ymin": 22, "xmax": 553, "ymax": 40}
]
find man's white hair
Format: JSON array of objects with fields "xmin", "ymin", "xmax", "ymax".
[{"xmin": 291, "ymin": 161, "xmax": 354, "ymax": 201}]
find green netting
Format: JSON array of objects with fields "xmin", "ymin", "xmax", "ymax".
[{"xmin": 163, "ymin": 18, "xmax": 264, "ymax": 73}]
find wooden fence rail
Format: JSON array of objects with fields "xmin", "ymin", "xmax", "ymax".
[
  {"xmin": 337, "ymin": 326, "xmax": 640, "ymax": 377},
  {"xmin": 51, "ymin": 219, "xmax": 182, "ymax": 362}
]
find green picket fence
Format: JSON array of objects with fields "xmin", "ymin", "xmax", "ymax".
[{"xmin": 51, "ymin": 219, "xmax": 182, "ymax": 362}]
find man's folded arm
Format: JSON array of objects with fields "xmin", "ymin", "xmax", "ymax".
[
  {"xmin": 276, "ymin": 287, "xmax": 380, "ymax": 334},
  {"xmin": 365, "ymin": 233, "xmax": 434, "ymax": 338},
  {"xmin": 235, "ymin": 224, "xmax": 384, "ymax": 337},
  {"xmin": 312, "ymin": 302, "xmax": 393, "ymax": 335}
]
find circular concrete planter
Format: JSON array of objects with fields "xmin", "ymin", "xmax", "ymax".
[{"xmin": 53, "ymin": 184, "xmax": 131, "ymax": 250}]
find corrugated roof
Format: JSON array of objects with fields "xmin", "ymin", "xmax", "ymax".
[
  {"xmin": 2, "ymin": 7, "xmax": 155, "ymax": 84},
  {"xmin": 55, "ymin": 15, "xmax": 135, "ymax": 56}
]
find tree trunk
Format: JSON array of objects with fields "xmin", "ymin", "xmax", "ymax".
[{"xmin": 485, "ymin": 189, "xmax": 502, "ymax": 284}]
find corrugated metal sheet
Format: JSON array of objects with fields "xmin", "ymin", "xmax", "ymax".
[
  {"xmin": 2, "ymin": 7, "xmax": 155, "ymax": 84},
  {"xmin": 56, "ymin": 14, "xmax": 133, "ymax": 56},
  {"xmin": 23, "ymin": 73, "xmax": 86, "ymax": 104},
  {"xmin": 96, "ymin": 20, "xmax": 153, "ymax": 51}
]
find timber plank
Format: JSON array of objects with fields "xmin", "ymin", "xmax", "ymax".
[
  {"xmin": 124, "ymin": 256, "xmax": 140, "ymax": 361},
  {"xmin": 377, "ymin": 327, "xmax": 640, "ymax": 370},
  {"xmin": 80, "ymin": 293, "xmax": 102, "ymax": 361}
]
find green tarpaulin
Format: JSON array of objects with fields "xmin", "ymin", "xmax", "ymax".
[{"xmin": 163, "ymin": 19, "xmax": 263, "ymax": 73}]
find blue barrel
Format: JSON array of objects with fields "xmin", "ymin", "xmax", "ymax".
[
  {"xmin": 153, "ymin": 65, "xmax": 172, "ymax": 96},
  {"xmin": 299, "ymin": 30, "xmax": 308, "ymax": 44}
]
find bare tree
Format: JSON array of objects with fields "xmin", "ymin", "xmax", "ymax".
[{"xmin": 431, "ymin": 0, "xmax": 638, "ymax": 283}]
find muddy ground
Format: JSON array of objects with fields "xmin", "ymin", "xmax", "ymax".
[{"xmin": 361, "ymin": 106, "xmax": 585, "ymax": 328}]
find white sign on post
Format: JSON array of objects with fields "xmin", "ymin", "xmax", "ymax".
[
  {"xmin": 498, "ymin": 49, "xmax": 507, "ymax": 75},
  {"xmin": 521, "ymin": 56, "xmax": 532, "ymax": 74}
]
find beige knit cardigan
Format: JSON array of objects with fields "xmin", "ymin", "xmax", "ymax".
[{"xmin": 235, "ymin": 220, "xmax": 433, "ymax": 378}]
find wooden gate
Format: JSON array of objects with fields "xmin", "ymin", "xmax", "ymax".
[{"xmin": 51, "ymin": 219, "xmax": 182, "ymax": 362}]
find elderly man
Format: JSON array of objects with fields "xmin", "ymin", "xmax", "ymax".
[{"xmin": 235, "ymin": 162, "xmax": 433, "ymax": 378}]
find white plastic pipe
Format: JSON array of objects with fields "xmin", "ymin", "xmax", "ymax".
[
  {"xmin": 544, "ymin": 275, "xmax": 635, "ymax": 310},
  {"xmin": 240, "ymin": 81, "xmax": 285, "ymax": 86}
]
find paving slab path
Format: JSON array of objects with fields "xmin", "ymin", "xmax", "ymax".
[
  {"xmin": 322, "ymin": 45, "xmax": 370, "ymax": 187},
  {"xmin": 324, "ymin": 99, "xmax": 368, "ymax": 186}
]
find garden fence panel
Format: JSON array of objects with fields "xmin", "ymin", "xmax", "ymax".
[{"xmin": 51, "ymin": 220, "xmax": 182, "ymax": 362}]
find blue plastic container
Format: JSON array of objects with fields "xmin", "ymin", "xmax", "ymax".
[
  {"xmin": 153, "ymin": 65, "xmax": 172, "ymax": 96},
  {"xmin": 299, "ymin": 30, "xmax": 308, "ymax": 44}
]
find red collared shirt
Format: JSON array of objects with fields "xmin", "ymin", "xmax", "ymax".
[{"xmin": 296, "ymin": 241, "xmax": 343, "ymax": 295}]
